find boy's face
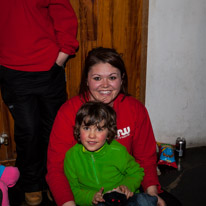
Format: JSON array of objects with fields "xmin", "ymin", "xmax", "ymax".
[{"xmin": 80, "ymin": 120, "xmax": 108, "ymax": 152}]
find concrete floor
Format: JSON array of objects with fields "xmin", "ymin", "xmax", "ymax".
[
  {"xmin": 158, "ymin": 146, "xmax": 206, "ymax": 206},
  {"xmin": 8, "ymin": 146, "xmax": 206, "ymax": 206}
]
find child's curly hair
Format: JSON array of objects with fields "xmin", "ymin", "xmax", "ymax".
[{"xmin": 74, "ymin": 101, "xmax": 117, "ymax": 144}]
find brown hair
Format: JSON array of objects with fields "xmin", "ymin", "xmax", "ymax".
[
  {"xmin": 79, "ymin": 47, "xmax": 129, "ymax": 101},
  {"xmin": 74, "ymin": 101, "xmax": 117, "ymax": 144}
]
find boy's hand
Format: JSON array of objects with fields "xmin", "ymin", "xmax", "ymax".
[
  {"xmin": 92, "ymin": 187, "xmax": 105, "ymax": 205},
  {"xmin": 115, "ymin": 185, "xmax": 134, "ymax": 199}
]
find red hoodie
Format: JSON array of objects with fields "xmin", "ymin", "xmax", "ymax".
[
  {"xmin": 47, "ymin": 94, "xmax": 161, "ymax": 206},
  {"xmin": 0, "ymin": 0, "xmax": 78, "ymax": 71}
]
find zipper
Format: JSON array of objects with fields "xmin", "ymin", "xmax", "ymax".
[{"xmin": 91, "ymin": 154, "xmax": 100, "ymax": 184}]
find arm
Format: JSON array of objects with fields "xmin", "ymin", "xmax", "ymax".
[
  {"xmin": 49, "ymin": 0, "xmax": 79, "ymax": 55},
  {"xmin": 46, "ymin": 102, "xmax": 77, "ymax": 206},
  {"xmin": 132, "ymin": 103, "xmax": 161, "ymax": 192},
  {"xmin": 117, "ymin": 149, "xmax": 144, "ymax": 193},
  {"xmin": 146, "ymin": 186, "xmax": 166, "ymax": 206},
  {"xmin": 64, "ymin": 151, "xmax": 97, "ymax": 206}
]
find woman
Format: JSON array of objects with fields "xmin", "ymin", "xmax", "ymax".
[{"xmin": 46, "ymin": 47, "xmax": 181, "ymax": 206}]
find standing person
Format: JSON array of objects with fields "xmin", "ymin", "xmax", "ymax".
[
  {"xmin": 0, "ymin": 0, "xmax": 79, "ymax": 205},
  {"xmin": 64, "ymin": 101, "xmax": 158, "ymax": 206},
  {"xmin": 47, "ymin": 47, "xmax": 182, "ymax": 206}
]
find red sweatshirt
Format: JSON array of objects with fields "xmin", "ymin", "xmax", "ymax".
[
  {"xmin": 0, "ymin": 0, "xmax": 78, "ymax": 71},
  {"xmin": 47, "ymin": 94, "xmax": 161, "ymax": 206}
]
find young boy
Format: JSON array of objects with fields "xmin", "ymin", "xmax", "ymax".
[{"xmin": 64, "ymin": 101, "xmax": 158, "ymax": 206}]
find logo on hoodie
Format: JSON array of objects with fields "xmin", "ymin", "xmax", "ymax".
[{"xmin": 117, "ymin": 127, "xmax": 130, "ymax": 139}]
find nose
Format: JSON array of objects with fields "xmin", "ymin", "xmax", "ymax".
[
  {"xmin": 88, "ymin": 129, "xmax": 95, "ymax": 139},
  {"xmin": 102, "ymin": 78, "xmax": 109, "ymax": 87}
]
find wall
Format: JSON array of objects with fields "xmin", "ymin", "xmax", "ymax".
[
  {"xmin": 68, "ymin": 0, "xmax": 148, "ymax": 102},
  {"xmin": 146, "ymin": 0, "xmax": 206, "ymax": 147}
]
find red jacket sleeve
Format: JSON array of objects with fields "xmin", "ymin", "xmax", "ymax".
[
  {"xmin": 46, "ymin": 101, "xmax": 78, "ymax": 206},
  {"xmin": 132, "ymin": 103, "xmax": 162, "ymax": 192},
  {"xmin": 49, "ymin": 0, "xmax": 79, "ymax": 55}
]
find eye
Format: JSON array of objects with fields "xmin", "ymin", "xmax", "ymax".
[
  {"xmin": 83, "ymin": 126, "xmax": 89, "ymax": 130},
  {"xmin": 109, "ymin": 76, "xmax": 117, "ymax": 80},
  {"xmin": 97, "ymin": 127, "xmax": 105, "ymax": 131},
  {"xmin": 93, "ymin": 76, "xmax": 101, "ymax": 81}
]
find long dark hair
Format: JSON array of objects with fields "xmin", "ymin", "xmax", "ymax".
[
  {"xmin": 79, "ymin": 47, "xmax": 129, "ymax": 101},
  {"xmin": 74, "ymin": 101, "xmax": 117, "ymax": 144}
]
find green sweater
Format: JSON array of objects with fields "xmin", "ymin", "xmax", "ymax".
[{"xmin": 64, "ymin": 140, "xmax": 144, "ymax": 206}]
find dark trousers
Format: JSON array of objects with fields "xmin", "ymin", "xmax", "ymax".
[
  {"xmin": 135, "ymin": 187, "xmax": 182, "ymax": 206},
  {"xmin": 96, "ymin": 191, "xmax": 182, "ymax": 206},
  {"xmin": 127, "ymin": 193, "xmax": 157, "ymax": 206},
  {"xmin": 0, "ymin": 64, "xmax": 67, "ymax": 192}
]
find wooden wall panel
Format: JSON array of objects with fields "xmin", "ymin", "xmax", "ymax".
[
  {"xmin": 67, "ymin": 0, "xmax": 148, "ymax": 102},
  {"xmin": 0, "ymin": 94, "xmax": 16, "ymax": 165}
]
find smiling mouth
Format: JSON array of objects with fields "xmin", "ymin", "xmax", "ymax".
[
  {"xmin": 87, "ymin": 141, "xmax": 97, "ymax": 145},
  {"xmin": 99, "ymin": 91, "xmax": 111, "ymax": 94}
]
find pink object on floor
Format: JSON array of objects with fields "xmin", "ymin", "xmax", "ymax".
[{"xmin": 0, "ymin": 166, "xmax": 20, "ymax": 206}]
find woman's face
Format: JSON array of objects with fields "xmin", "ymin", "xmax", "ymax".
[{"xmin": 87, "ymin": 63, "xmax": 122, "ymax": 106}]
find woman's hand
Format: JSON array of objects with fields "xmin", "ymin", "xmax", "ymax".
[
  {"xmin": 115, "ymin": 185, "xmax": 134, "ymax": 199},
  {"xmin": 92, "ymin": 187, "xmax": 105, "ymax": 205},
  {"xmin": 156, "ymin": 196, "xmax": 166, "ymax": 206},
  {"xmin": 146, "ymin": 185, "xmax": 166, "ymax": 206},
  {"xmin": 62, "ymin": 201, "xmax": 76, "ymax": 206},
  {"xmin": 56, "ymin": 51, "xmax": 69, "ymax": 66}
]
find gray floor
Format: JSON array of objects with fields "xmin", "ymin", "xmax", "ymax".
[
  {"xmin": 8, "ymin": 146, "xmax": 206, "ymax": 206},
  {"xmin": 158, "ymin": 146, "xmax": 206, "ymax": 206}
]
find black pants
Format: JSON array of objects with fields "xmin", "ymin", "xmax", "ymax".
[{"xmin": 0, "ymin": 64, "xmax": 67, "ymax": 192}]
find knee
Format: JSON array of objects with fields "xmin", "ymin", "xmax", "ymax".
[{"xmin": 135, "ymin": 193, "xmax": 158, "ymax": 206}]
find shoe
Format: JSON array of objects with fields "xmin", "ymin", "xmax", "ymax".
[
  {"xmin": 25, "ymin": 191, "xmax": 42, "ymax": 206},
  {"xmin": 47, "ymin": 189, "xmax": 53, "ymax": 202}
]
